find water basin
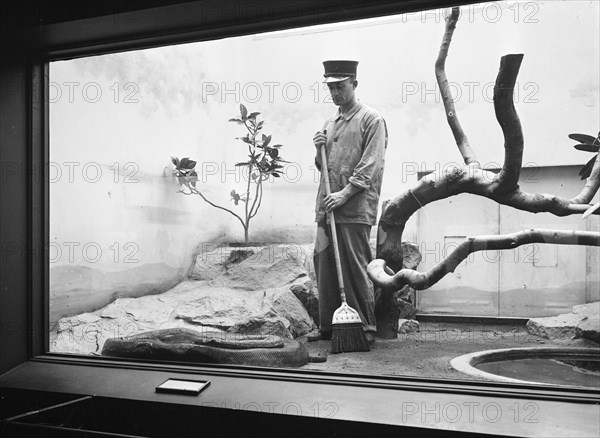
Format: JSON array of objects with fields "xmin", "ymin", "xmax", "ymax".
[{"xmin": 451, "ymin": 347, "xmax": 600, "ymax": 388}]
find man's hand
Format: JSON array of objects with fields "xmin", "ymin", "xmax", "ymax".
[
  {"xmin": 323, "ymin": 183, "xmax": 362, "ymax": 212},
  {"xmin": 324, "ymin": 190, "xmax": 349, "ymax": 212},
  {"xmin": 313, "ymin": 131, "xmax": 327, "ymax": 150}
]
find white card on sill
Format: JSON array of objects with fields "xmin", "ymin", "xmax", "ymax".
[{"xmin": 155, "ymin": 378, "xmax": 211, "ymax": 395}]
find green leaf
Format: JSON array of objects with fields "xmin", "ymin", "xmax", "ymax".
[
  {"xmin": 235, "ymin": 161, "xmax": 251, "ymax": 167},
  {"xmin": 179, "ymin": 157, "xmax": 190, "ymax": 168},
  {"xmin": 569, "ymin": 133, "xmax": 597, "ymax": 144},
  {"xmin": 579, "ymin": 156, "xmax": 597, "ymax": 180},
  {"xmin": 574, "ymin": 143, "xmax": 600, "ymax": 153},
  {"xmin": 262, "ymin": 134, "xmax": 271, "ymax": 147},
  {"xmin": 171, "ymin": 156, "xmax": 180, "ymax": 167},
  {"xmin": 230, "ymin": 189, "xmax": 241, "ymax": 205},
  {"xmin": 248, "ymin": 112, "xmax": 261, "ymax": 119},
  {"xmin": 178, "ymin": 158, "xmax": 196, "ymax": 170},
  {"xmin": 271, "ymin": 144, "xmax": 283, "ymax": 148},
  {"xmin": 236, "ymin": 135, "xmax": 252, "ymax": 144},
  {"xmin": 240, "ymin": 104, "xmax": 248, "ymax": 120}
]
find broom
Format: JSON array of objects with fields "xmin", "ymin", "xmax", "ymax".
[{"xmin": 319, "ymin": 139, "xmax": 370, "ymax": 353}]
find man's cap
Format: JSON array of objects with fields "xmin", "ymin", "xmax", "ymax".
[{"xmin": 322, "ymin": 60, "xmax": 358, "ymax": 83}]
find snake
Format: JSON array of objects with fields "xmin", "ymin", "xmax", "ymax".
[{"xmin": 101, "ymin": 328, "xmax": 312, "ymax": 367}]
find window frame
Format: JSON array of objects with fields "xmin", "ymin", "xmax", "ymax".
[{"xmin": 20, "ymin": 0, "xmax": 599, "ymax": 420}]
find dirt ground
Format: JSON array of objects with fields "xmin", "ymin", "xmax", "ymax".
[{"xmin": 298, "ymin": 322, "xmax": 599, "ymax": 382}]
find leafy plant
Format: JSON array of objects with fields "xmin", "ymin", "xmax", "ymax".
[
  {"xmin": 568, "ymin": 131, "xmax": 600, "ymax": 179},
  {"xmin": 172, "ymin": 104, "xmax": 286, "ymax": 243}
]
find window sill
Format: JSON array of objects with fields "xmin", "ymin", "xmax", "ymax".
[{"xmin": 0, "ymin": 356, "xmax": 598, "ymax": 437}]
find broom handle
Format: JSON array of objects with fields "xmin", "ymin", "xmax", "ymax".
[{"xmin": 320, "ymin": 141, "xmax": 347, "ymax": 304}]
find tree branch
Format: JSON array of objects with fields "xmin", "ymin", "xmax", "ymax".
[
  {"xmin": 493, "ymin": 54, "xmax": 525, "ymax": 194},
  {"xmin": 435, "ymin": 6, "xmax": 479, "ymax": 166},
  {"xmin": 248, "ymin": 178, "xmax": 262, "ymax": 219},
  {"xmin": 369, "ymin": 229, "xmax": 600, "ymax": 290},
  {"xmin": 180, "ymin": 187, "xmax": 246, "ymax": 230},
  {"xmin": 249, "ymin": 178, "xmax": 263, "ymax": 219},
  {"xmin": 570, "ymin": 149, "xmax": 600, "ymax": 204},
  {"xmin": 371, "ymin": 3, "xmax": 600, "ymax": 329},
  {"xmin": 379, "ymin": 165, "xmax": 599, "ymax": 230}
]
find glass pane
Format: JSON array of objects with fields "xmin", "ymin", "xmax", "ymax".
[{"xmin": 49, "ymin": 0, "xmax": 599, "ymax": 390}]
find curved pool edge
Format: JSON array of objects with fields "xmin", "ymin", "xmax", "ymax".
[{"xmin": 450, "ymin": 347, "xmax": 600, "ymax": 386}]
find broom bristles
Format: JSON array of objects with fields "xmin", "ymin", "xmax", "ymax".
[{"xmin": 330, "ymin": 322, "xmax": 370, "ymax": 353}]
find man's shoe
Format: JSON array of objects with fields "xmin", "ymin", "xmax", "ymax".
[
  {"xmin": 307, "ymin": 330, "xmax": 332, "ymax": 342},
  {"xmin": 365, "ymin": 331, "xmax": 376, "ymax": 345}
]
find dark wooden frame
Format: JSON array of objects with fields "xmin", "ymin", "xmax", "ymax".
[{"xmin": 1, "ymin": 1, "xmax": 598, "ymax": 436}]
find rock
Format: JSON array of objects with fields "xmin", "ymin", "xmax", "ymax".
[
  {"xmin": 290, "ymin": 279, "xmax": 320, "ymax": 325},
  {"xmin": 228, "ymin": 315, "xmax": 292, "ymax": 339},
  {"xmin": 173, "ymin": 284, "xmax": 315, "ymax": 338},
  {"xmin": 574, "ymin": 302, "xmax": 600, "ymax": 343},
  {"xmin": 526, "ymin": 314, "xmax": 581, "ymax": 340},
  {"xmin": 188, "ymin": 246, "xmax": 255, "ymax": 280},
  {"xmin": 397, "ymin": 284, "xmax": 417, "ymax": 319},
  {"xmin": 296, "ymin": 243, "xmax": 316, "ymax": 282},
  {"xmin": 50, "ymin": 314, "xmax": 105, "ymax": 355},
  {"xmin": 308, "ymin": 351, "xmax": 328, "ymax": 363},
  {"xmin": 268, "ymin": 286, "xmax": 315, "ymax": 338},
  {"xmin": 397, "ymin": 298, "xmax": 418, "ymax": 320},
  {"xmin": 527, "ymin": 302, "xmax": 600, "ymax": 342},
  {"xmin": 172, "ymin": 287, "xmax": 264, "ymax": 330},
  {"xmin": 50, "ymin": 279, "xmax": 316, "ymax": 355},
  {"xmin": 369, "ymin": 240, "xmax": 421, "ymax": 269},
  {"xmin": 398, "ymin": 319, "xmax": 420, "ymax": 335},
  {"xmin": 576, "ymin": 315, "xmax": 600, "ymax": 343},
  {"xmin": 401, "ymin": 242, "xmax": 422, "ymax": 270},
  {"xmin": 573, "ymin": 302, "xmax": 600, "ymax": 319},
  {"xmin": 188, "ymin": 259, "xmax": 223, "ymax": 281},
  {"xmin": 224, "ymin": 248, "xmax": 256, "ymax": 267},
  {"xmin": 209, "ymin": 244, "xmax": 308, "ymax": 291},
  {"xmin": 50, "ymin": 244, "xmax": 320, "ymax": 356}
]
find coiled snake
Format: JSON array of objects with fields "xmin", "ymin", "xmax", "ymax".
[{"xmin": 102, "ymin": 328, "xmax": 311, "ymax": 367}]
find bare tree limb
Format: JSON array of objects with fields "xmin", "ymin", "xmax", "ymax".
[
  {"xmin": 380, "ymin": 165, "xmax": 598, "ymax": 230},
  {"xmin": 369, "ymin": 229, "xmax": 600, "ymax": 291},
  {"xmin": 249, "ymin": 179, "xmax": 263, "ymax": 219},
  {"xmin": 435, "ymin": 6, "xmax": 479, "ymax": 166},
  {"xmin": 492, "ymin": 54, "xmax": 525, "ymax": 194},
  {"xmin": 179, "ymin": 188, "xmax": 246, "ymax": 230},
  {"xmin": 372, "ymin": 7, "xmax": 599, "ymax": 298}
]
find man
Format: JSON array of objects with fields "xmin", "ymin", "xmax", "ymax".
[{"xmin": 309, "ymin": 60, "xmax": 388, "ymax": 344}]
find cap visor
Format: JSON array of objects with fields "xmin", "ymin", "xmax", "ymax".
[{"xmin": 323, "ymin": 76, "xmax": 350, "ymax": 83}]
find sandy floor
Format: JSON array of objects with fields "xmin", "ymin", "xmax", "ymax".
[{"xmin": 299, "ymin": 322, "xmax": 599, "ymax": 383}]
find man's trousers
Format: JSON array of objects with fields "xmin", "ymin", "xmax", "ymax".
[{"xmin": 313, "ymin": 222, "xmax": 377, "ymax": 333}]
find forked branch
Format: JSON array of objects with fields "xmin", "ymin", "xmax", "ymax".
[
  {"xmin": 370, "ymin": 6, "xmax": 600, "ymax": 294},
  {"xmin": 369, "ymin": 229, "xmax": 600, "ymax": 290},
  {"xmin": 435, "ymin": 7, "xmax": 479, "ymax": 166}
]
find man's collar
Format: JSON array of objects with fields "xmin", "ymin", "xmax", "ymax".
[{"xmin": 335, "ymin": 100, "xmax": 362, "ymax": 121}]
